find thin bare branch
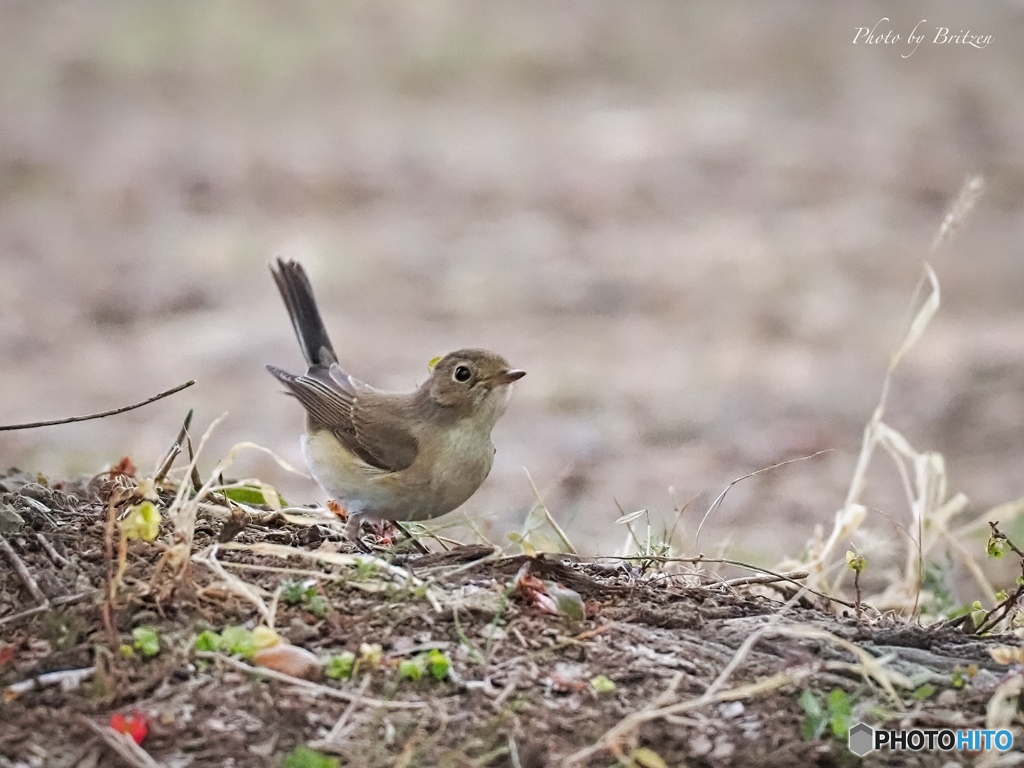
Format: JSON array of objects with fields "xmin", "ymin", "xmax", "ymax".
[{"xmin": 0, "ymin": 380, "xmax": 196, "ymax": 431}]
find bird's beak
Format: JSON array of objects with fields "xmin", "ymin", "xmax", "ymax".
[{"xmin": 498, "ymin": 369, "xmax": 526, "ymax": 385}]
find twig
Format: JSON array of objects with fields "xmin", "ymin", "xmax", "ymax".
[
  {"xmin": 564, "ymin": 623, "xmax": 908, "ymax": 766},
  {"xmin": 101, "ymin": 490, "xmax": 125, "ymax": 646},
  {"xmin": 6, "ymin": 665, "xmax": 96, "ymax": 697},
  {"xmin": 0, "ymin": 380, "xmax": 195, "ymax": 431},
  {"xmin": 564, "ymin": 667, "xmax": 810, "ymax": 766},
  {"xmin": 608, "ymin": 554, "xmax": 857, "ymax": 609},
  {"xmin": 35, "ymin": 533, "xmax": 71, "ymax": 567},
  {"xmin": 153, "ymin": 409, "xmax": 193, "ymax": 484},
  {"xmin": 988, "ymin": 521, "xmax": 1024, "ymax": 560},
  {"xmin": 0, "ymin": 592, "xmax": 89, "ymax": 628},
  {"xmin": 196, "ymin": 652, "xmax": 426, "ymax": 710},
  {"xmin": 78, "ymin": 716, "xmax": 163, "ymax": 768},
  {"xmin": 974, "ymin": 523, "xmax": 1024, "ymax": 634},
  {"xmin": 723, "ymin": 570, "xmax": 809, "ymax": 588},
  {"xmin": 309, "ymin": 674, "xmax": 373, "ymax": 752},
  {"xmin": 854, "ymin": 567, "xmax": 863, "ymax": 620},
  {"xmin": 508, "ymin": 734, "xmax": 523, "ymax": 768},
  {"xmin": 0, "ymin": 533, "xmax": 48, "ymax": 605}
]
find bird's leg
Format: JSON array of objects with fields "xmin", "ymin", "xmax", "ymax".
[
  {"xmin": 325, "ymin": 499, "xmax": 370, "ymax": 552},
  {"xmin": 344, "ymin": 512, "xmax": 374, "ymax": 553}
]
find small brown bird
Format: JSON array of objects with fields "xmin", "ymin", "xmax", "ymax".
[{"xmin": 267, "ymin": 258, "xmax": 524, "ymax": 539}]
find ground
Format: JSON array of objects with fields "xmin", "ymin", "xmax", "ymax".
[{"xmin": 2, "ymin": 467, "xmax": 1022, "ymax": 768}]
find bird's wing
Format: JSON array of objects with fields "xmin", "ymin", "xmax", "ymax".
[{"xmin": 266, "ymin": 363, "xmax": 419, "ymax": 473}]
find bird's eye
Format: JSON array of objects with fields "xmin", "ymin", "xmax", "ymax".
[{"xmin": 453, "ymin": 365, "xmax": 472, "ymax": 383}]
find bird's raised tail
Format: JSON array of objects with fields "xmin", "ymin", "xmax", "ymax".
[{"xmin": 270, "ymin": 258, "xmax": 337, "ymax": 367}]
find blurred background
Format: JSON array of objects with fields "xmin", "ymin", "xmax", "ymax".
[{"xmin": 2, "ymin": 1, "xmax": 1024, "ymax": 577}]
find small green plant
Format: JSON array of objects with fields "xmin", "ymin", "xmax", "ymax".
[
  {"xmin": 590, "ymin": 675, "xmax": 616, "ymax": 694},
  {"xmin": 324, "ymin": 651, "xmax": 356, "ymax": 680},
  {"xmin": 354, "ymin": 559, "xmax": 378, "ymax": 579},
  {"xmin": 921, "ymin": 560, "xmax": 957, "ymax": 617},
  {"xmin": 396, "ymin": 658, "xmax": 422, "ymax": 681},
  {"xmin": 282, "ymin": 745, "xmax": 338, "ymax": 768},
  {"xmin": 193, "ymin": 625, "xmax": 279, "ymax": 658},
  {"xmin": 986, "ymin": 532, "xmax": 1009, "ymax": 558},
  {"xmin": 396, "ymin": 649, "xmax": 452, "ymax": 682},
  {"xmin": 194, "ymin": 630, "xmax": 223, "ymax": 652},
  {"xmin": 131, "ymin": 626, "xmax": 161, "ymax": 658},
  {"xmin": 280, "ymin": 579, "xmax": 330, "ymax": 619},
  {"xmin": 799, "ymin": 688, "xmax": 853, "ymax": 740},
  {"xmin": 121, "ymin": 501, "xmax": 161, "ymax": 542},
  {"xmin": 306, "ymin": 595, "xmax": 329, "ymax": 619},
  {"xmin": 324, "ymin": 644, "xmax": 387, "ymax": 681},
  {"xmin": 425, "ymin": 649, "xmax": 451, "ymax": 680},
  {"xmin": 220, "ymin": 625, "xmax": 257, "ymax": 657},
  {"xmin": 911, "ymin": 684, "xmax": 936, "ymax": 700},
  {"xmin": 281, "ymin": 579, "xmax": 317, "ymax": 605}
]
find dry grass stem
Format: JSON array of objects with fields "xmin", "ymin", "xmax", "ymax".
[
  {"xmin": 696, "ymin": 451, "xmax": 831, "ymax": 553},
  {"xmin": 309, "ymin": 674, "xmax": 374, "ymax": 753},
  {"xmin": 523, "ymin": 467, "xmax": 577, "ymax": 554},
  {"xmin": 566, "ymin": 621, "xmax": 908, "ymax": 765}
]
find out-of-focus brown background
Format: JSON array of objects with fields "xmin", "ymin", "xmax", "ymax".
[{"xmin": 2, "ymin": 2, "xmax": 1023, "ymax": 566}]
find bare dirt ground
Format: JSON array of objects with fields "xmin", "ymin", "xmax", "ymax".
[{"xmin": 2, "ymin": 467, "xmax": 1022, "ymax": 767}]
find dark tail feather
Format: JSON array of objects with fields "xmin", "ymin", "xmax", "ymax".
[{"xmin": 270, "ymin": 258, "xmax": 337, "ymax": 367}]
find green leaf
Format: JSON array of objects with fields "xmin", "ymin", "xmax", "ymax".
[
  {"xmin": 826, "ymin": 688, "xmax": 852, "ymax": 739},
  {"xmin": 194, "ymin": 630, "xmax": 223, "ymax": 652},
  {"xmin": 220, "ymin": 625, "xmax": 256, "ymax": 657},
  {"xmin": 912, "ymin": 684, "xmax": 936, "ymax": 701},
  {"xmin": 122, "ymin": 501, "xmax": 161, "ymax": 542},
  {"xmin": 951, "ymin": 667, "xmax": 966, "ymax": 689},
  {"xmin": 397, "ymin": 658, "xmax": 423, "ymax": 681},
  {"xmin": 590, "ymin": 675, "xmax": 616, "ymax": 694},
  {"xmin": 986, "ymin": 536, "xmax": 1007, "ymax": 558},
  {"xmin": 844, "ymin": 551, "xmax": 866, "ymax": 572},
  {"xmin": 324, "ymin": 652, "xmax": 355, "ymax": 680},
  {"xmin": 798, "ymin": 689, "xmax": 826, "ymax": 740},
  {"xmin": 131, "ymin": 626, "xmax": 161, "ymax": 658},
  {"xmin": 281, "ymin": 579, "xmax": 317, "ymax": 605},
  {"xmin": 630, "ymin": 747, "xmax": 668, "ymax": 768},
  {"xmin": 306, "ymin": 595, "xmax": 329, "ymax": 619},
  {"xmin": 545, "ymin": 581, "xmax": 586, "ymax": 622},
  {"xmin": 282, "ymin": 745, "xmax": 339, "ymax": 768},
  {"xmin": 222, "ymin": 484, "xmax": 285, "ymax": 507},
  {"xmin": 425, "ymin": 649, "xmax": 451, "ymax": 681}
]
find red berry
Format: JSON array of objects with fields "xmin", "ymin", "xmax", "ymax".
[{"xmin": 109, "ymin": 712, "xmax": 148, "ymax": 745}]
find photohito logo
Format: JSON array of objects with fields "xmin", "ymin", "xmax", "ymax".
[{"xmin": 848, "ymin": 722, "xmax": 1014, "ymax": 756}]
